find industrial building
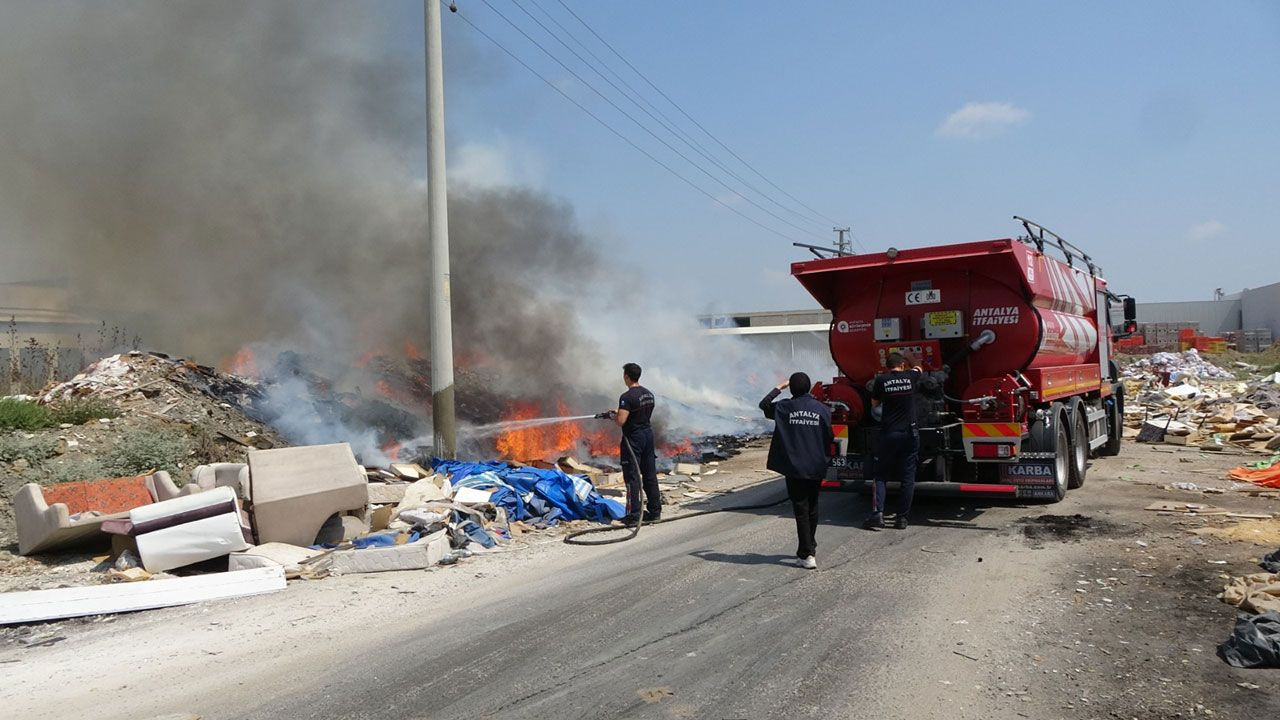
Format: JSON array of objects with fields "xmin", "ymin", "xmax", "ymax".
[{"xmin": 702, "ymin": 280, "xmax": 1280, "ymax": 363}]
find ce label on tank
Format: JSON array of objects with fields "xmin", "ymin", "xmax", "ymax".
[{"xmin": 905, "ymin": 289, "xmax": 942, "ymax": 305}]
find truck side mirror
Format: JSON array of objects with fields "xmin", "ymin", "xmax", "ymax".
[{"xmin": 1123, "ymin": 297, "xmax": 1137, "ymax": 322}]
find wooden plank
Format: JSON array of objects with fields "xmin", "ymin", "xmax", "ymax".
[{"xmin": 0, "ymin": 566, "xmax": 286, "ymax": 625}]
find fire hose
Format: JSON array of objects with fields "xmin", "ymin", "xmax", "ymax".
[{"xmin": 563, "ymin": 417, "xmax": 789, "ymax": 546}]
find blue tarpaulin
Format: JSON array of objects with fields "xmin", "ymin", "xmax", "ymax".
[{"xmin": 432, "ymin": 459, "xmax": 625, "ymax": 524}]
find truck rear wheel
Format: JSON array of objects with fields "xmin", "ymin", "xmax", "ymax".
[
  {"xmin": 1100, "ymin": 384, "xmax": 1124, "ymax": 457},
  {"xmin": 1028, "ymin": 403, "xmax": 1070, "ymax": 502},
  {"xmin": 1067, "ymin": 398, "xmax": 1088, "ymax": 489}
]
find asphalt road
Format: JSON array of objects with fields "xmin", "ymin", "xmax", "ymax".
[{"xmin": 236, "ymin": 481, "xmax": 1056, "ymax": 720}]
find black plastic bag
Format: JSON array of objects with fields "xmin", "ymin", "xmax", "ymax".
[
  {"xmin": 1218, "ymin": 611, "xmax": 1280, "ymax": 668},
  {"xmin": 1261, "ymin": 548, "xmax": 1280, "ymax": 574}
]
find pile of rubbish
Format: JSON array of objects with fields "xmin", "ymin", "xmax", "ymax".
[
  {"xmin": 0, "ymin": 441, "xmax": 624, "ymax": 625},
  {"xmin": 1122, "ymin": 351, "xmax": 1280, "ymax": 453},
  {"xmin": 1218, "ymin": 547, "xmax": 1280, "ymax": 668},
  {"xmin": 1122, "ymin": 349, "xmax": 1237, "ymax": 382},
  {"xmin": 38, "ymin": 350, "xmax": 284, "ymax": 450}
]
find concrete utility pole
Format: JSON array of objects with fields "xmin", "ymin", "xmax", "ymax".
[
  {"xmin": 833, "ymin": 226, "xmax": 852, "ymax": 256},
  {"xmin": 426, "ymin": 0, "xmax": 456, "ymax": 458}
]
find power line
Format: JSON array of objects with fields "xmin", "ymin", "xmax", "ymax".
[
  {"xmin": 518, "ymin": 0, "xmax": 831, "ymax": 232},
  {"xmin": 474, "ymin": 0, "xmax": 828, "ymax": 242},
  {"xmin": 554, "ymin": 0, "xmax": 863, "ymax": 251},
  {"xmin": 445, "ymin": 4, "xmax": 807, "ymax": 244}
]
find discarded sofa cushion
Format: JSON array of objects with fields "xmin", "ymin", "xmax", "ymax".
[
  {"xmin": 130, "ymin": 487, "xmax": 251, "ymax": 573},
  {"xmin": 41, "ymin": 476, "xmax": 153, "ymax": 515},
  {"xmin": 15, "ymin": 472, "xmax": 199, "ymax": 556},
  {"xmin": 1218, "ymin": 611, "xmax": 1280, "ymax": 668}
]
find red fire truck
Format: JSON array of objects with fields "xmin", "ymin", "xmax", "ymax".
[{"xmin": 791, "ymin": 218, "xmax": 1136, "ymax": 502}]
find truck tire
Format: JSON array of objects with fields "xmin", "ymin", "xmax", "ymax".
[
  {"xmin": 1067, "ymin": 398, "xmax": 1088, "ymax": 489},
  {"xmin": 1100, "ymin": 384, "xmax": 1124, "ymax": 457},
  {"xmin": 1028, "ymin": 403, "xmax": 1070, "ymax": 502}
]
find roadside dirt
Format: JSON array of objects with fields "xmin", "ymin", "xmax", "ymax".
[{"xmin": 999, "ymin": 444, "xmax": 1280, "ymax": 718}]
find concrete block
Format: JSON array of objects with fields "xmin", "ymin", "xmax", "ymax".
[
  {"xmin": 247, "ymin": 443, "xmax": 369, "ymax": 547},
  {"xmin": 674, "ymin": 462, "xmax": 702, "ymax": 475},
  {"xmin": 325, "ymin": 530, "xmax": 448, "ymax": 575},
  {"xmin": 366, "ymin": 482, "xmax": 408, "ymax": 505}
]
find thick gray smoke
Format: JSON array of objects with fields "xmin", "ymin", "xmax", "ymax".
[
  {"xmin": 0, "ymin": 1, "xmax": 807, "ymax": 456},
  {"xmin": 0, "ymin": 1, "xmax": 593, "ymax": 377}
]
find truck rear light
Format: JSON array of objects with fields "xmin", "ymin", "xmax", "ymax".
[
  {"xmin": 972, "ymin": 443, "xmax": 1015, "ymax": 459},
  {"xmin": 820, "ymin": 480, "xmax": 841, "ymax": 488}
]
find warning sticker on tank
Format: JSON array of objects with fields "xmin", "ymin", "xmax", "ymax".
[
  {"xmin": 972, "ymin": 306, "xmax": 1021, "ymax": 326},
  {"xmin": 905, "ymin": 289, "xmax": 942, "ymax": 305}
]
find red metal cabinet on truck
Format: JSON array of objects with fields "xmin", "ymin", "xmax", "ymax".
[{"xmin": 792, "ymin": 218, "xmax": 1136, "ymax": 502}]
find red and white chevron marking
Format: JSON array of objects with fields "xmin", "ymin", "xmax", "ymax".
[{"xmin": 1038, "ymin": 256, "xmax": 1096, "ymax": 315}]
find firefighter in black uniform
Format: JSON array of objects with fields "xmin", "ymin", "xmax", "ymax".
[
  {"xmin": 864, "ymin": 352, "xmax": 922, "ymax": 530},
  {"xmin": 606, "ymin": 363, "xmax": 660, "ymax": 526},
  {"xmin": 760, "ymin": 371, "xmax": 834, "ymax": 570}
]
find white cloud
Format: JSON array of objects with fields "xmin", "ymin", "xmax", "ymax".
[
  {"xmin": 448, "ymin": 138, "xmax": 543, "ymax": 187},
  {"xmin": 1186, "ymin": 220, "xmax": 1227, "ymax": 243},
  {"xmin": 937, "ymin": 101, "xmax": 1030, "ymax": 139}
]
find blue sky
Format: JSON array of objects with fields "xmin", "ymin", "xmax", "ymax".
[{"xmin": 417, "ymin": 1, "xmax": 1279, "ymax": 310}]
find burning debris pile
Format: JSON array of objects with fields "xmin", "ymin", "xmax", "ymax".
[{"xmin": 1122, "ymin": 351, "xmax": 1280, "ymax": 452}]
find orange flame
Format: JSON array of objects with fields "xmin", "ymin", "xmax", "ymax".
[
  {"xmin": 660, "ymin": 438, "xmax": 695, "ymax": 459},
  {"xmin": 381, "ymin": 438, "xmax": 403, "ymax": 461},
  {"xmin": 224, "ymin": 347, "xmax": 258, "ymax": 379},
  {"xmin": 403, "ymin": 340, "xmax": 425, "ymax": 361},
  {"xmin": 495, "ymin": 401, "xmax": 580, "ymax": 461}
]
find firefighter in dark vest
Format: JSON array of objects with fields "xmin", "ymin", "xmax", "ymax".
[
  {"xmin": 864, "ymin": 352, "xmax": 922, "ymax": 530},
  {"xmin": 604, "ymin": 362, "xmax": 661, "ymax": 526},
  {"xmin": 760, "ymin": 371, "xmax": 834, "ymax": 570}
]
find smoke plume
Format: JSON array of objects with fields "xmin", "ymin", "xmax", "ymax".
[{"xmin": 0, "ymin": 2, "xmax": 810, "ymax": 455}]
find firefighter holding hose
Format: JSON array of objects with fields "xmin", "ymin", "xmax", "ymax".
[{"xmin": 598, "ymin": 363, "xmax": 661, "ymax": 526}]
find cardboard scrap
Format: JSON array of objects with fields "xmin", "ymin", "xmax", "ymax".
[
  {"xmin": 395, "ymin": 474, "xmax": 452, "ymax": 513},
  {"xmin": 1219, "ymin": 573, "xmax": 1280, "ymax": 614},
  {"xmin": 1145, "ymin": 501, "xmax": 1230, "ymax": 515},
  {"xmin": 1191, "ymin": 519, "xmax": 1280, "ymax": 545}
]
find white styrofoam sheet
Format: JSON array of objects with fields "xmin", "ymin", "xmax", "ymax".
[{"xmin": 0, "ymin": 567, "xmax": 286, "ymax": 625}]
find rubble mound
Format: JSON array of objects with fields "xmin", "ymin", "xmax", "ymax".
[
  {"xmin": 41, "ymin": 351, "xmax": 284, "ymax": 450},
  {"xmin": 1123, "ymin": 349, "xmax": 1235, "ymax": 381}
]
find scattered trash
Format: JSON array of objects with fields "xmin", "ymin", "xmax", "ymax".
[
  {"xmin": 1230, "ymin": 456, "xmax": 1280, "ymax": 489},
  {"xmin": 1219, "ymin": 573, "xmax": 1280, "ymax": 614},
  {"xmin": 1262, "ymin": 548, "xmax": 1280, "ymax": 574},
  {"xmin": 1217, "ymin": 611, "xmax": 1280, "ymax": 668}
]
